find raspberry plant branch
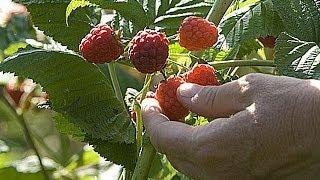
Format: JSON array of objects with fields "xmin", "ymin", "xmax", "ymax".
[
  {"xmin": 0, "ymin": 96, "xmax": 50, "ymax": 180},
  {"xmin": 18, "ymin": 113, "xmax": 50, "ymax": 180},
  {"xmin": 131, "ymin": 135, "xmax": 156, "ymax": 180},
  {"xmin": 136, "ymin": 74, "xmax": 153, "ymax": 154},
  {"xmin": 107, "ymin": 61, "xmax": 127, "ymax": 110},
  {"xmin": 206, "ymin": 0, "xmax": 234, "ymax": 24},
  {"xmin": 209, "ymin": 60, "xmax": 275, "ymax": 69}
]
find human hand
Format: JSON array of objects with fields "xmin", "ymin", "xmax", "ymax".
[{"xmin": 142, "ymin": 73, "xmax": 320, "ymax": 180}]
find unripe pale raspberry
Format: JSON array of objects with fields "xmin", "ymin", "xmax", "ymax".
[
  {"xmin": 185, "ymin": 64, "xmax": 219, "ymax": 86},
  {"xmin": 258, "ymin": 36, "xmax": 276, "ymax": 48},
  {"xmin": 129, "ymin": 30, "xmax": 169, "ymax": 74},
  {"xmin": 79, "ymin": 24, "xmax": 124, "ymax": 63},
  {"xmin": 5, "ymin": 84, "xmax": 24, "ymax": 106},
  {"xmin": 179, "ymin": 16, "xmax": 218, "ymax": 51},
  {"xmin": 155, "ymin": 77, "xmax": 189, "ymax": 121}
]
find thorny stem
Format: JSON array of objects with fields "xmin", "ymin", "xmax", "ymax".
[
  {"xmin": 131, "ymin": 73, "xmax": 156, "ymax": 180},
  {"xmin": 206, "ymin": 0, "xmax": 234, "ymax": 25},
  {"xmin": 131, "ymin": 135, "xmax": 156, "ymax": 180},
  {"xmin": 0, "ymin": 96, "xmax": 49, "ymax": 180},
  {"xmin": 136, "ymin": 74, "xmax": 153, "ymax": 155},
  {"xmin": 18, "ymin": 113, "xmax": 50, "ymax": 180},
  {"xmin": 108, "ymin": 61, "xmax": 127, "ymax": 110}
]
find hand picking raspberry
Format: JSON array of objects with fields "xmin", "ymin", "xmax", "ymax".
[
  {"xmin": 155, "ymin": 76, "xmax": 189, "ymax": 121},
  {"xmin": 79, "ymin": 24, "xmax": 124, "ymax": 63},
  {"xmin": 142, "ymin": 73, "xmax": 320, "ymax": 179}
]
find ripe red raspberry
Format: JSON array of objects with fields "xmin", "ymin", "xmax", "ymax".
[
  {"xmin": 185, "ymin": 64, "xmax": 219, "ymax": 86},
  {"xmin": 155, "ymin": 77, "xmax": 189, "ymax": 121},
  {"xmin": 179, "ymin": 16, "xmax": 218, "ymax": 51},
  {"xmin": 129, "ymin": 30, "xmax": 169, "ymax": 74},
  {"xmin": 79, "ymin": 24, "xmax": 124, "ymax": 63},
  {"xmin": 258, "ymin": 36, "xmax": 276, "ymax": 48}
]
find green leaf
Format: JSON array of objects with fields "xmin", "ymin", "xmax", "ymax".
[
  {"xmin": 66, "ymin": 0, "xmax": 96, "ymax": 25},
  {"xmin": 55, "ymin": 113, "xmax": 137, "ymax": 170},
  {"xmin": 272, "ymin": 0, "xmax": 320, "ymax": 44},
  {"xmin": 16, "ymin": 0, "xmax": 100, "ymax": 51},
  {"xmin": 0, "ymin": 50, "xmax": 137, "ymax": 169},
  {"xmin": 219, "ymin": 0, "xmax": 284, "ymax": 47},
  {"xmin": 275, "ymin": 33, "xmax": 320, "ymax": 79},
  {"xmin": 237, "ymin": 39, "xmax": 262, "ymax": 58},
  {"xmin": 0, "ymin": 50, "xmax": 135, "ymax": 143},
  {"xmin": 87, "ymin": 137, "xmax": 137, "ymax": 171},
  {"xmin": 54, "ymin": 113, "xmax": 85, "ymax": 141},
  {"xmin": 90, "ymin": 0, "xmax": 148, "ymax": 30}
]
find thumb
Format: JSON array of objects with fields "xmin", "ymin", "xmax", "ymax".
[{"xmin": 177, "ymin": 82, "xmax": 249, "ymax": 118}]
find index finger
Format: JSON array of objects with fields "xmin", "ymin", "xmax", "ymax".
[{"xmin": 141, "ymin": 98, "xmax": 194, "ymax": 157}]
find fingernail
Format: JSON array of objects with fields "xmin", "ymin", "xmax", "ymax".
[
  {"xmin": 178, "ymin": 83, "xmax": 202, "ymax": 98},
  {"xmin": 141, "ymin": 98, "xmax": 162, "ymax": 113}
]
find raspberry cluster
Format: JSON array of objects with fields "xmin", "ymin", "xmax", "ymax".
[
  {"xmin": 79, "ymin": 24, "xmax": 124, "ymax": 63},
  {"xmin": 79, "ymin": 17, "xmax": 222, "ymax": 123},
  {"xmin": 129, "ymin": 30, "xmax": 169, "ymax": 74},
  {"xmin": 179, "ymin": 16, "xmax": 218, "ymax": 51}
]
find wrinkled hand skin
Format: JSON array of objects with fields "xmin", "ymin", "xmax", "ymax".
[{"xmin": 141, "ymin": 73, "xmax": 320, "ymax": 180}]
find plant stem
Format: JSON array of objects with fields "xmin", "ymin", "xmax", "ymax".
[
  {"xmin": 0, "ymin": 96, "xmax": 50, "ymax": 180},
  {"xmin": 136, "ymin": 74, "xmax": 152, "ymax": 155},
  {"xmin": 32, "ymin": 130, "xmax": 62, "ymax": 164},
  {"xmin": 131, "ymin": 135, "xmax": 156, "ymax": 180},
  {"xmin": 18, "ymin": 113, "xmax": 50, "ymax": 180},
  {"xmin": 209, "ymin": 59, "xmax": 275, "ymax": 69},
  {"xmin": 125, "ymin": 169, "xmax": 132, "ymax": 180},
  {"xmin": 108, "ymin": 61, "xmax": 126, "ymax": 110},
  {"xmin": 206, "ymin": 0, "xmax": 234, "ymax": 24}
]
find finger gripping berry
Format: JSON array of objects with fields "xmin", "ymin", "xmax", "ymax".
[
  {"xmin": 185, "ymin": 64, "xmax": 219, "ymax": 86},
  {"xmin": 179, "ymin": 16, "xmax": 218, "ymax": 51},
  {"xmin": 155, "ymin": 77, "xmax": 189, "ymax": 121},
  {"xmin": 129, "ymin": 30, "xmax": 169, "ymax": 74},
  {"xmin": 79, "ymin": 24, "xmax": 124, "ymax": 63}
]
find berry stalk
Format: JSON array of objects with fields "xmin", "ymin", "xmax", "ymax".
[
  {"xmin": 206, "ymin": 0, "xmax": 234, "ymax": 24},
  {"xmin": 131, "ymin": 135, "xmax": 156, "ymax": 180},
  {"xmin": 209, "ymin": 59, "xmax": 275, "ymax": 69},
  {"xmin": 107, "ymin": 61, "xmax": 127, "ymax": 110},
  {"xmin": 136, "ymin": 74, "xmax": 153, "ymax": 154}
]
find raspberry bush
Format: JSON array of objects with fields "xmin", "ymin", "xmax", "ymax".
[{"xmin": 0, "ymin": 0, "xmax": 319, "ymax": 179}]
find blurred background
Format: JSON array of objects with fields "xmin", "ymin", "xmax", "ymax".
[{"xmin": 0, "ymin": 1, "xmax": 147, "ymax": 179}]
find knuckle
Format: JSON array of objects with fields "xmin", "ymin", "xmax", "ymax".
[{"xmin": 243, "ymin": 73, "xmax": 261, "ymax": 83}]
